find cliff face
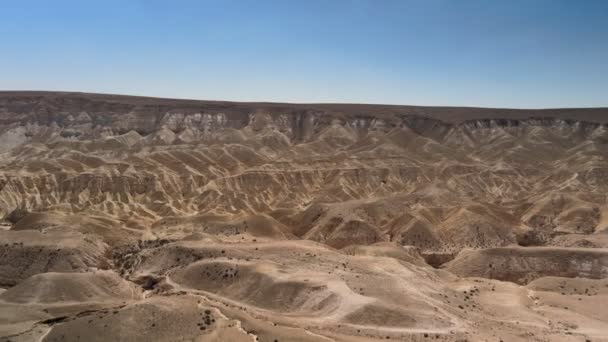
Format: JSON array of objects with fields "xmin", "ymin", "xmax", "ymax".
[{"xmin": 0, "ymin": 91, "xmax": 607, "ymax": 253}]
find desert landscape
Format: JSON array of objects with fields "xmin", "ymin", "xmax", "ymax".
[{"xmin": 0, "ymin": 91, "xmax": 607, "ymax": 341}]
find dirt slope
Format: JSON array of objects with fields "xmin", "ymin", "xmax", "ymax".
[{"xmin": 1, "ymin": 92, "xmax": 607, "ymax": 341}]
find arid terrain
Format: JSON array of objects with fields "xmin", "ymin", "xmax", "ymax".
[{"xmin": 0, "ymin": 91, "xmax": 607, "ymax": 341}]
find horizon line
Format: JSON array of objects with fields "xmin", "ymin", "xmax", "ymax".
[{"xmin": 1, "ymin": 89, "xmax": 608, "ymax": 111}]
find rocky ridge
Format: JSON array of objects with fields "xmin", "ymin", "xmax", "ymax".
[{"xmin": 1, "ymin": 91, "xmax": 607, "ymax": 341}]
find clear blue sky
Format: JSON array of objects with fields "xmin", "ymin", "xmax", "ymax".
[{"xmin": 1, "ymin": 0, "xmax": 607, "ymax": 108}]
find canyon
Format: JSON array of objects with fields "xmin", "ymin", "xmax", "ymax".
[{"xmin": 0, "ymin": 91, "xmax": 607, "ymax": 341}]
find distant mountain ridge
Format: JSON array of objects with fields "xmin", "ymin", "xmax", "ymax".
[{"xmin": 1, "ymin": 91, "xmax": 608, "ymax": 125}]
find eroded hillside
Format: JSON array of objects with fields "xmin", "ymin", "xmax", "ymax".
[{"xmin": 1, "ymin": 92, "xmax": 607, "ymax": 341}]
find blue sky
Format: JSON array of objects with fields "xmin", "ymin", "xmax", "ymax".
[{"xmin": 1, "ymin": 0, "xmax": 607, "ymax": 108}]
